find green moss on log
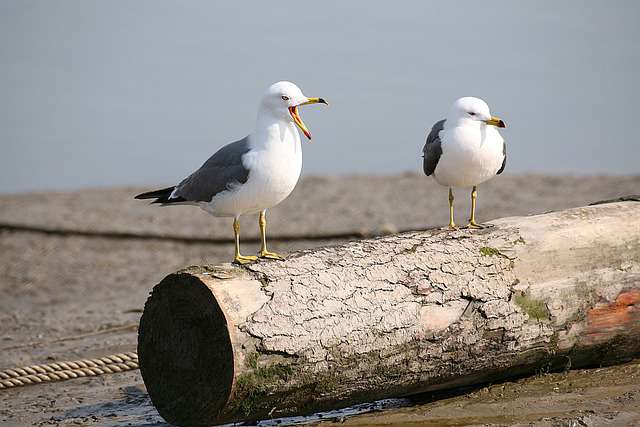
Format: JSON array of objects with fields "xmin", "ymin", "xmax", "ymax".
[
  {"xmin": 245, "ymin": 352, "xmax": 259, "ymax": 369},
  {"xmin": 514, "ymin": 292, "xmax": 550, "ymax": 321},
  {"xmin": 479, "ymin": 246, "xmax": 503, "ymax": 257},
  {"xmin": 232, "ymin": 363, "xmax": 295, "ymax": 416}
]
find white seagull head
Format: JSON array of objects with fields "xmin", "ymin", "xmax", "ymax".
[
  {"xmin": 448, "ymin": 97, "xmax": 506, "ymax": 128},
  {"xmin": 259, "ymin": 81, "xmax": 327, "ymax": 140}
]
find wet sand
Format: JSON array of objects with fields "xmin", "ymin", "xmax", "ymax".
[{"xmin": 1, "ymin": 173, "xmax": 639, "ymax": 426}]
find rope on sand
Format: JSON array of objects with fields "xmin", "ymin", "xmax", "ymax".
[{"xmin": 0, "ymin": 352, "xmax": 138, "ymax": 390}]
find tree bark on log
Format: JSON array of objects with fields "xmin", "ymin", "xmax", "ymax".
[{"xmin": 138, "ymin": 202, "xmax": 640, "ymax": 426}]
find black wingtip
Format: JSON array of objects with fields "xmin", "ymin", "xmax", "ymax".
[{"xmin": 134, "ymin": 186, "xmax": 176, "ymax": 202}]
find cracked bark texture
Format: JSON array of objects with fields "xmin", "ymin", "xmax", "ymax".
[{"xmin": 137, "ymin": 202, "xmax": 640, "ymax": 426}]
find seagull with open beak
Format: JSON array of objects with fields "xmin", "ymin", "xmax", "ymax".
[{"xmin": 135, "ymin": 81, "xmax": 327, "ymax": 264}]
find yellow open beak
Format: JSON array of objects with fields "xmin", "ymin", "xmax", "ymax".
[
  {"xmin": 288, "ymin": 97, "xmax": 328, "ymax": 140},
  {"xmin": 484, "ymin": 116, "xmax": 506, "ymax": 128}
]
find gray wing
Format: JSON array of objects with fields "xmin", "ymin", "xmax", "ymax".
[
  {"xmin": 422, "ymin": 119, "xmax": 445, "ymax": 176},
  {"xmin": 497, "ymin": 140, "xmax": 506, "ymax": 175},
  {"xmin": 173, "ymin": 136, "xmax": 251, "ymax": 203}
]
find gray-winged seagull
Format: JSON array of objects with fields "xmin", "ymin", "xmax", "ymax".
[
  {"xmin": 422, "ymin": 97, "xmax": 507, "ymax": 229},
  {"xmin": 135, "ymin": 81, "xmax": 327, "ymax": 264}
]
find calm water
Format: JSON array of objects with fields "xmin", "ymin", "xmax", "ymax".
[{"xmin": 1, "ymin": 1, "xmax": 639, "ymax": 193}]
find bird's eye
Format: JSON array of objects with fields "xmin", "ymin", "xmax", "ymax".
[
  {"xmin": 281, "ymin": 95, "xmax": 290, "ymax": 101},
  {"xmin": 468, "ymin": 112, "xmax": 476, "ymax": 116}
]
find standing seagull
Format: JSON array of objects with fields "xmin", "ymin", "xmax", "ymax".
[
  {"xmin": 135, "ymin": 81, "xmax": 327, "ymax": 264},
  {"xmin": 422, "ymin": 97, "xmax": 507, "ymax": 229}
]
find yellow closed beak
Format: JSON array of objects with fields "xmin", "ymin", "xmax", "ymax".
[
  {"xmin": 302, "ymin": 97, "xmax": 328, "ymax": 106},
  {"xmin": 288, "ymin": 97, "xmax": 328, "ymax": 140},
  {"xmin": 484, "ymin": 116, "xmax": 506, "ymax": 128}
]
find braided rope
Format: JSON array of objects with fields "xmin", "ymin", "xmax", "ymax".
[{"xmin": 0, "ymin": 352, "xmax": 138, "ymax": 390}]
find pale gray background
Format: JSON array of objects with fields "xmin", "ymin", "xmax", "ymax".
[{"xmin": 1, "ymin": 1, "xmax": 638, "ymax": 193}]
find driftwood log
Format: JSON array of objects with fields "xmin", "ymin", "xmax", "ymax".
[{"xmin": 138, "ymin": 202, "xmax": 640, "ymax": 426}]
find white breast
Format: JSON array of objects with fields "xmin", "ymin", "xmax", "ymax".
[
  {"xmin": 434, "ymin": 125, "xmax": 504, "ymax": 188},
  {"xmin": 204, "ymin": 122, "xmax": 303, "ymax": 217}
]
